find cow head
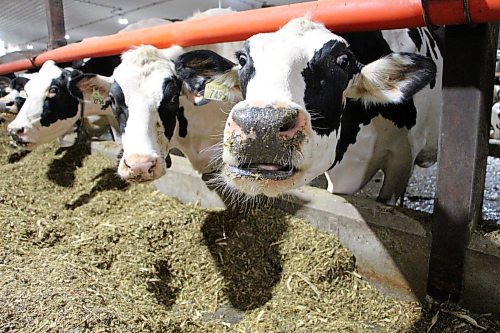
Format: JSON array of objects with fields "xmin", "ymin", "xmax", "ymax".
[
  {"xmin": 7, "ymin": 61, "xmax": 111, "ymax": 150},
  {"xmin": 178, "ymin": 18, "xmax": 436, "ymax": 196},
  {"xmin": 108, "ymin": 45, "xmax": 239, "ymax": 183},
  {"xmin": 0, "ymin": 77, "xmax": 29, "ymax": 114},
  {"xmin": 104, "ymin": 45, "xmax": 184, "ymax": 183},
  {"xmin": 7, "ymin": 61, "xmax": 79, "ymax": 150}
]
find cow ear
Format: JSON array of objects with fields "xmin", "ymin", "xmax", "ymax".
[
  {"xmin": 68, "ymin": 70, "xmax": 112, "ymax": 102},
  {"xmin": 174, "ymin": 49, "xmax": 240, "ymax": 105},
  {"xmin": 345, "ymin": 52, "xmax": 436, "ymax": 105}
]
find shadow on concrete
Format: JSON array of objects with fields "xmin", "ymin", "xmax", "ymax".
[{"xmin": 65, "ymin": 167, "xmax": 129, "ymax": 210}]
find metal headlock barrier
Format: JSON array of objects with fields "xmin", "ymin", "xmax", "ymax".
[
  {"xmin": 0, "ymin": 0, "xmax": 499, "ymax": 313},
  {"xmin": 0, "ymin": 0, "xmax": 499, "ymax": 74}
]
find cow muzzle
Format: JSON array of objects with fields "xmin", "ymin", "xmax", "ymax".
[
  {"xmin": 118, "ymin": 154, "xmax": 165, "ymax": 183},
  {"xmin": 7, "ymin": 124, "xmax": 35, "ymax": 150},
  {"xmin": 223, "ymin": 104, "xmax": 307, "ymax": 182}
]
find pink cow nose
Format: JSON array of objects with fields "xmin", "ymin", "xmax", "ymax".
[
  {"xmin": 121, "ymin": 154, "xmax": 163, "ymax": 183},
  {"xmin": 7, "ymin": 126, "xmax": 25, "ymax": 137}
]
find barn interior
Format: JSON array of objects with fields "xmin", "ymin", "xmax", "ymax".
[{"xmin": 0, "ymin": 1, "xmax": 499, "ymax": 332}]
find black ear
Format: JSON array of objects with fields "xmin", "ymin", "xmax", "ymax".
[
  {"xmin": 67, "ymin": 69, "xmax": 86, "ymax": 100},
  {"xmin": 10, "ymin": 77, "xmax": 29, "ymax": 92},
  {"xmin": 174, "ymin": 49, "xmax": 236, "ymax": 96}
]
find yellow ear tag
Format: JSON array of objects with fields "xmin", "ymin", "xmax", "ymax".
[
  {"xmin": 90, "ymin": 87, "xmax": 105, "ymax": 106},
  {"xmin": 19, "ymin": 90, "xmax": 28, "ymax": 99},
  {"xmin": 203, "ymin": 81, "xmax": 229, "ymax": 101}
]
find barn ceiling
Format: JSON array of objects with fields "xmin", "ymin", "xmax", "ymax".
[{"xmin": 0, "ymin": 0, "xmax": 312, "ymax": 53}]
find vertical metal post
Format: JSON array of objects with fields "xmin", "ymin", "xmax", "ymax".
[
  {"xmin": 44, "ymin": 0, "xmax": 67, "ymax": 49},
  {"xmin": 427, "ymin": 23, "xmax": 498, "ymax": 301}
]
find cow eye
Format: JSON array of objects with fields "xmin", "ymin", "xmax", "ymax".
[
  {"xmin": 336, "ymin": 54, "xmax": 350, "ymax": 69},
  {"xmin": 237, "ymin": 53, "xmax": 247, "ymax": 67},
  {"xmin": 48, "ymin": 86, "xmax": 58, "ymax": 95}
]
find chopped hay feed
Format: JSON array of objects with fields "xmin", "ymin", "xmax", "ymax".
[{"xmin": 0, "ymin": 117, "xmax": 498, "ymax": 332}]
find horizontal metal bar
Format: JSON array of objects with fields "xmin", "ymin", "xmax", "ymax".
[{"xmin": 0, "ymin": 0, "xmax": 500, "ymax": 74}]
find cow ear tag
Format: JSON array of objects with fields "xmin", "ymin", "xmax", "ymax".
[
  {"xmin": 90, "ymin": 87, "xmax": 105, "ymax": 106},
  {"xmin": 19, "ymin": 90, "xmax": 28, "ymax": 99},
  {"xmin": 204, "ymin": 81, "xmax": 229, "ymax": 101}
]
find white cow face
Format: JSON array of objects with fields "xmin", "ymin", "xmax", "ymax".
[
  {"xmin": 109, "ymin": 46, "xmax": 183, "ymax": 183},
  {"xmin": 7, "ymin": 61, "xmax": 112, "ymax": 150},
  {"xmin": 7, "ymin": 61, "xmax": 81, "ymax": 150},
  {"xmin": 178, "ymin": 18, "xmax": 437, "ymax": 197}
]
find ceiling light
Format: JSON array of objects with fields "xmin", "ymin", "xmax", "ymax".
[
  {"xmin": 118, "ymin": 17, "xmax": 128, "ymax": 25},
  {"xmin": 26, "ymin": 44, "xmax": 33, "ymax": 50},
  {"xmin": 64, "ymin": 34, "xmax": 70, "ymax": 40}
]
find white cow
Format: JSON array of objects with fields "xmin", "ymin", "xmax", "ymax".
[{"xmin": 176, "ymin": 17, "xmax": 443, "ymax": 204}]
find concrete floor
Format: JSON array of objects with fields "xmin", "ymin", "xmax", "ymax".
[{"xmin": 354, "ymin": 157, "xmax": 500, "ymax": 223}]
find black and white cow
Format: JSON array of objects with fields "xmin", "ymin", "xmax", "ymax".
[
  {"xmin": 5, "ymin": 17, "xmax": 173, "ymax": 150},
  {"xmin": 0, "ymin": 76, "xmax": 30, "ymax": 114},
  {"xmin": 72, "ymin": 8, "xmax": 243, "ymax": 183},
  {"xmin": 6, "ymin": 56, "xmax": 120, "ymax": 150},
  {"xmin": 176, "ymin": 17, "xmax": 442, "ymax": 204}
]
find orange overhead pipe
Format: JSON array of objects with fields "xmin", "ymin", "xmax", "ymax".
[
  {"xmin": 1, "ymin": 0, "xmax": 500, "ymax": 75},
  {"xmin": 0, "ymin": 59, "xmax": 35, "ymax": 75}
]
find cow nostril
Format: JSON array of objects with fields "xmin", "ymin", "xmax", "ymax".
[
  {"xmin": 148, "ymin": 160, "xmax": 157, "ymax": 174},
  {"xmin": 279, "ymin": 118, "xmax": 297, "ymax": 133},
  {"xmin": 123, "ymin": 159, "xmax": 131, "ymax": 169},
  {"xmin": 16, "ymin": 128, "xmax": 25, "ymax": 135}
]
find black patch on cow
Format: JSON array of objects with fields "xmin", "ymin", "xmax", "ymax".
[
  {"xmin": 423, "ymin": 29, "xmax": 438, "ymax": 59},
  {"xmin": 14, "ymin": 96, "xmax": 25, "ymax": 110},
  {"xmin": 237, "ymin": 41, "xmax": 256, "ymax": 99},
  {"xmin": 9, "ymin": 77, "xmax": 29, "ymax": 92},
  {"xmin": 408, "ymin": 28, "xmax": 423, "ymax": 51},
  {"xmin": 176, "ymin": 106, "xmax": 188, "ymax": 138},
  {"xmin": 157, "ymin": 77, "xmax": 181, "ymax": 141},
  {"xmin": 175, "ymin": 49, "xmax": 235, "ymax": 96},
  {"xmin": 74, "ymin": 55, "xmax": 121, "ymax": 76},
  {"xmin": 109, "ymin": 82, "xmax": 128, "ymax": 134},
  {"xmin": 340, "ymin": 31, "xmax": 393, "ymax": 64},
  {"xmin": 40, "ymin": 70, "xmax": 80, "ymax": 127},
  {"xmin": 333, "ymin": 99, "xmax": 418, "ymax": 167},
  {"xmin": 300, "ymin": 31, "xmax": 429, "ymax": 168},
  {"xmin": 302, "ymin": 40, "xmax": 358, "ymax": 136}
]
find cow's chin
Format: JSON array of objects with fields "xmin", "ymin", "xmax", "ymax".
[
  {"xmin": 222, "ymin": 163, "xmax": 303, "ymax": 197},
  {"xmin": 10, "ymin": 138, "xmax": 36, "ymax": 151}
]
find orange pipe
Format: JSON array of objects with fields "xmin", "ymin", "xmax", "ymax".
[
  {"xmin": 0, "ymin": 59, "xmax": 35, "ymax": 75},
  {"xmin": 1, "ymin": 0, "xmax": 499, "ymax": 75}
]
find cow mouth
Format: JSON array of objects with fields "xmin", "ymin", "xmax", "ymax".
[
  {"xmin": 12, "ymin": 138, "xmax": 35, "ymax": 150},
  {"xmin": 226, "ymin": 163, "xmax": 298, "ymax": 181},
  {"xmin": 10, "ymin": 136, "xmax": 35, "ymax": 150}
]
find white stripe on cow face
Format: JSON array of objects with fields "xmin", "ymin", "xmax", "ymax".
[{"xmin": 7, "ymin": 61, "xmax": 80, "ymax": 149}]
